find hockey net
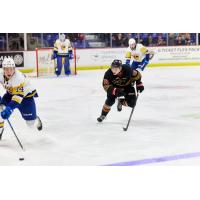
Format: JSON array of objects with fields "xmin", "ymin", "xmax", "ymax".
[{"xmin": 35, "ymin": 48, "xmax": 77, "ymax": 77}]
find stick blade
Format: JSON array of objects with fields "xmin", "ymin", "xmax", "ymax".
[{"xmin": 123, "ymin": 127, "xmax": 128, "ymax": 131}]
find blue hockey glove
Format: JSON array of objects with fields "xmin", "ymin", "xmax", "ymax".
[
  {"xmin": 51, "ymin": 51, "xmax": 57, "ymax": 60},
  {"xmin": 1, "ymin": 106, "xmax": 13, "ymax": 119},
  {"xmin": 68, "ymin": 50, "xmax": 74, "ymax": 60},
  {"xmin": 145, "ymin": 54, "xmax": 150, "ymax": 61},
  {"xmin": 139, "ymin": 60, "xmax": 149, "ymax": 71},
  {"xmin": 69, "ymin": 53, "xmax": 74, "ymax": 60},
  {"xmin": 125, "ymin": 59, "xmax": 130, "ymax": 66}
]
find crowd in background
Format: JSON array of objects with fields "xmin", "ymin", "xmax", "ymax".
[
  {"xmin": 111, "ymin": 33, "xmax": 196, "ymax": 47},
  {"xmin": 0, "ymin": 33, "xmax": 198, "ymax": 51}
]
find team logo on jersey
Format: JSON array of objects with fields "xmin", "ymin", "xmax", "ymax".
[
  {"xmin": 61, "ymin": 45, "xmax": 66, "ymax": 50},
  {"xmin": 14, "ymin": 54, "xmax": 23, "ymax": 65},
  {"xmin": 132, "ymin": 53, "xmax": 139, "ymax": 60}
]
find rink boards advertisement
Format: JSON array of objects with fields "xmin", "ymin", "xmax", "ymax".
[
  {"xmin": 75, "ymin": 46, "xmax": 200, "ymax": 69},
  {"xmin": 0, "ymin": 52, "xmax": 24, "ymax": 68},
  {"xmin": 2, "ymin": 46, "xmax": 200, "ymax": 73},
  {"xmin": 152, "ymin": 46, "xmax": 200, "ymax": 66}
]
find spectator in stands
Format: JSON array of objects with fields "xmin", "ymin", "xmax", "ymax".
[
  {"xmin": 8, "ymin": 33, "xmax": 24, "ymax": 51},
  {"xmin": 123, "ymin": 33, "xmax": 134, "ymax": 46},
  {"xmin": 185, "ymin": 33, "xmax": 191, "ymax": 45},
  {"xmin": 199, "ymin": 33, "xmax": 200, "ymax": 45},
  {"xmin": 168, "ymin": 33, "xmax": 175, "ymax": 46},
  {"xmin": 157, "ymin": 35, "xmax": 166, "ymax": 46},
  {"xmin": 147, "ymin": 34, "xmax": 153, "ymax": 46},
  {"xmin": 0, "ymin": 35, "xmax": 6, "ymax": 51},
  {"xmin": 139, "ymin": 33, "xmax": 149, "ymax": 46},
  {"xmin": 43, "ymin": 34, "xmax": 58, "ymax": 47},
  {"xmin": 71, "ymin": 33, "xmax": 85, "ymax": 48},
  {"xmin": 175, "ymin": 34, "xmax": 185, "ymax": 45},
  {"xmin": 112, "ymin": 33, "xmax": 126, "ymax": 47}
]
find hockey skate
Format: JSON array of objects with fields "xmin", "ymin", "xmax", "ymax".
[
  {"xmin": 97, "ymin": 115, "xmax": 106, "ymax": 122},
  {"xmin": 0, "ymin": 128, "xmax": 4, "ymax": 140},
  {"xmin": 36, "ymin": 116, "xmax": 43, "ymax": 131},
  {"xmin": 117, "ymin": 99, "xmax": 123, "ymax": 112}
]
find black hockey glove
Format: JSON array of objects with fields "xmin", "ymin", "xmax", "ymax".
[
  {"xmin": 112, "ymin": 88, "xmax": 125, "ymax": 97},
  {"xmin": 136, "ymin": 82, "xmax": 144, "ymax": 93}
]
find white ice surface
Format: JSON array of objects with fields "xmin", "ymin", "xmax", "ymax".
[{"xmin": 0, "ymin": 67, "xmax": 200, "ymax": 166}]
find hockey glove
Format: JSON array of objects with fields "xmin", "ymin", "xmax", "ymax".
[
  {"xmin": 112, "ymin": 88, "xmax": 125, "ymax": 97},
  {"xmin": 51, "ymin": 51, "xmax": 57, "ymax": 60},
  {"xmin": 139, "ymin": 60, "xmax": 149, "ymax": 71},
  {"xmin": 69, "ymin": 53, "xmax": 74, "ymax": 60},
  {"xmin": 136, "ymin": 82, "xmax": 144, "ymax": 93},
  {"xmin": 68, "ymin": 50, "xmax": 74, "ymax": 60},
  {"xmin": 145, "ymin": 54, "xmax": 150, "ymax": 62},
  {"xmin": 125, "ymin": 59, "xmax": 131, "ymax": 67},
  {"xmin": 1, "ymin": 106, "xmax": 13, "ymax": 119}
]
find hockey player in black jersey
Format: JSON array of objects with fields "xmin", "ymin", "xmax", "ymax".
[{"xmin": 97, "ymin": 59, "xmax": 144, "ymax": 122}]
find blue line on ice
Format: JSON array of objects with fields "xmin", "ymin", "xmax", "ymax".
[{"xmin": 104, "ymin": 152, "xmax": 200, "ymax": 166}]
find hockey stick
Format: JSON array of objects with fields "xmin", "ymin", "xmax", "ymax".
[
  {"xmin": 7, "ymin": 119, "xmax": 24, "ymax": 150},
  {"xmin": 123, "ymin": 92, "xmax": 139, "ymax": 131}
]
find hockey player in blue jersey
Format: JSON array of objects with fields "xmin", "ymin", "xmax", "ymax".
[
  {"xmin": 125, "ymin": 38, "xmax": 154, "ymax": 71},
  {"xmin": 52, "ymin": 34, "xmax": 73, "ymax": 76},
  {"xmin": 0, "ymin": 58, "xmax": 42, "ymax": 140}
]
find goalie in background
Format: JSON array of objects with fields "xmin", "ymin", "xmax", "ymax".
[
  {"xmin": 125, "ymin": 38, "xmax": 154, "ymax": 71},
  {"xmin": 97, "ymin": 59, "xmax": 144, "ymax": 122},
  {"xmin": 52, "ymin": 34, "xmax": 73, "ymax": 76},
  {"xmin": 0, "ymin": 58, "xmax": 42, "ymax": 140}
]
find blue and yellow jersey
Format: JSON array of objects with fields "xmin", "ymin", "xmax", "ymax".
[
  {"xmin": 54, "ymin": 39, "xmax": 72, "ymax": 56},
  {"xmin": 125, "ymin": 43, "xmax": 149, "ymax": 63},
  {"xmin": 0, "ymin": 70, "xmax": 37, "ymax": 105}
]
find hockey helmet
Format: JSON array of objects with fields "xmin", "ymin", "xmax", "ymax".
[
  {"xmin": 128, "ymin": 38, "xmax": 136, "ymax": 46},
  {"xmin": 59, "ymin": 33, "xmax": 66, "ymax": 42},
  {"xmin": 111, "ymin": 59, "xmax": 122, "ymax": 68},
  {"xmin": 2, "ymin": 57, "xmax": 16, "ymax": 68}
]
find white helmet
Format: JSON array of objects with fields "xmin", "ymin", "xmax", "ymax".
[
  {"xmin": 128, "ymin": 38, "xmax": 136, "ymax": 46},
  {"xmin": 59, "ymin": 33, "xmax": 66, "ymax": 42},
  {"xmin": 2, "ymin": 57, "xmax": 16, "ymax": 68}
]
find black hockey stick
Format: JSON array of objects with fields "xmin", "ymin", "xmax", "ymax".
[
  {"xmin": 7, "ymin": 119, "xmax": 24, "ymax": 150},
  {"xmin": 123, "ymin": 92, "xmax": 139, "ymax": 131}
]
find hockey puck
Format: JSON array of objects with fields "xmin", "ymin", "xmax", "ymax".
[{"xmin": 19, "ymin": 157, "xmax": 24, "ymax": 161}]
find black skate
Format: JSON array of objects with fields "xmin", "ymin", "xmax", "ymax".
[
  {"xmin": 97, "ymin": 115, "xmax": 106, "ymax": 122},
  {"xmin": 37, "ymin": 116, "xmax": 43, "ymax": 131},
  {"xmin": 0, "ymin": 128, "xmax": 4, "ymax": 140},
  {"xmin": 117, "ymin": 99, "xmax": 122, "ymax": 112}
]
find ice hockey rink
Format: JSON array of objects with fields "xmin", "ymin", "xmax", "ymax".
[{"xmin": 0, "ymin": 66, "xmax": 200, "ymax": 166}]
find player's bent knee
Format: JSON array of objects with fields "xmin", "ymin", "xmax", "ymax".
[{"xmin": 127, "ymin": 98, "xmax": 136, "ymax": 108}]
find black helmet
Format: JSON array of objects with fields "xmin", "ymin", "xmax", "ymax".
[{"xmin": 111, "ymin": 59, "xmax": 122, "ymax": 68}]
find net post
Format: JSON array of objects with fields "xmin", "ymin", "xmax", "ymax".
[
  {"xmin": 74, "ymin": 48, "xmax": 77, "ymax": 75},
  {"xmin": 35, "ymin": 48, "xmax": 39, "ymax": 77}
]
